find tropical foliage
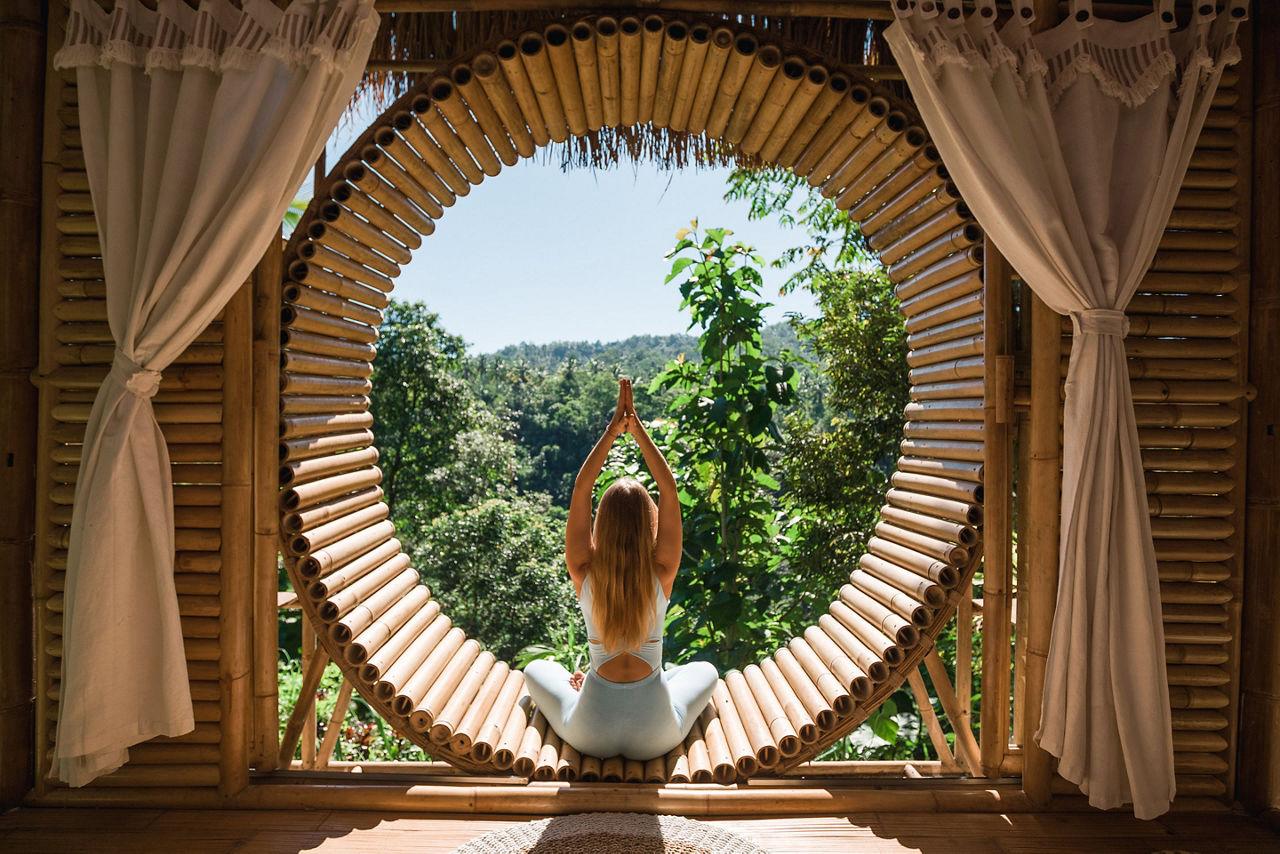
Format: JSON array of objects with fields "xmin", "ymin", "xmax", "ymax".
[{"xmin": 278, "ymin": 166, "xmax": 981, "ymax": 766}]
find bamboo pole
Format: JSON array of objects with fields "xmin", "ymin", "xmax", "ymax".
[
  {"xmin": 449, "ymin": 661, "xmax": 511, "ymax": 756},
  {"xmin": 1, "ymin": 0, "xmax": 44, "ymax": 802},
  {"xmin": 637, "ymin": 15, "xmax": 664, "ymax": 125},
  {"xmin": 907, "ymin": 669, "xmax": 960, "ymax": 772},
  {"xmin": 392, "ymin": 113, "xmax": 471, "ymax": 199},
  {"xmin": 480, "ymin": 46, "xmax": 546, "ymax": 151},
  {"xmin": 704, "ymin": 32, "xmax": 757, "ymax": 139},
  {"xmin": 667, "ymin": 22, "xmax": 709, "ymax": 132},
  {"xmin": 923, "ymin": 648, "xmax": 983, "ymax": 776},
  {"xmin": 723, "ymin": 44, "xmax": 782, "ymax": 146},
  {"xmin": 450, "ymin": 63, "xmax": 520, "ymax": 166},
  {"xmin": 650, "ymin": 19, "xmax": 689, "ymax": 130},
  {"xmin": 220, "ymin": 277, "xmax": 253, "ymax": 796},
  {"xmin": 618, "ymin": 17, "xmax": 642, "ymax": 127},
  {"xmin": 594, "ymin": 17, "xmax": 621, "ymax": 128},
  {"xmin": 316, "ymin": 201, "xmax": 412, "ymax": 265},
  {"xmin": 685, "ymin": 26, "xmax": 733, "ymax": 135},
  {"xmin": 315, "ymin": 679, "xmax": 354, "ymax": 769},
  {"xmin": 278, "ymin": 642, "xmax": 330, "ymax": 768},
  {"xmin": 542, "ymin": 24, "xmax": 588, "ymax": 137},
  {"xmin": 516, "ymin": 32, "xmax": 569, "ymax": 144},
  {"xmin": 468, "ymin": 54, "xmax": 532, "ymax": 159},
  {"xmin": 1023, "ymin": 297, "xmax": 1061, "ymax": 801},
  {"xmin": 758, "ymin": 62, "xmax": 826, "ymax": 164},
  {"xmin": 356, "ymin": 144, "xmax": 445, "ymax": 223},
  {"xmin": 569, "ymin": 21, "xmax": 603, "ymax": 132},
  {"xmin": 374, "ymin": 614, "xmax": 453, "ymax": 702}
]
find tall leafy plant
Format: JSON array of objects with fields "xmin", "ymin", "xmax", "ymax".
[{"xmin": 653, "ymin": 226, "xmax": 798, "ymax": 669}]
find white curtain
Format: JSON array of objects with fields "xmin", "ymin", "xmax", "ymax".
[
  {"xmin": 885, "ymin": 0, "xmax": 1244, "ymax": 820},
  {"xmin": 52, "ymin": 0, "xmax": 376, "ymax": 787}
]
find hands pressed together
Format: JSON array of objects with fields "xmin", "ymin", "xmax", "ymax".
[{"xmin": 608, "ymin": 378, "xmax": 638, "ymax": 439}]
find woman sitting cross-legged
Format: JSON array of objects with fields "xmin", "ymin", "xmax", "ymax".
[{"xmin": 522, "ymin": 378, "xmax": 718, "ymax": 761}]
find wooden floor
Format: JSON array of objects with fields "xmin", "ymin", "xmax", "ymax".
[{"xmin": 1, "ymin": 807, "xmax": 1277, "ymax": 853}]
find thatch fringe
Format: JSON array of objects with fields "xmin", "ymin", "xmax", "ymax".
[{"xmin": 351, "ymin": 10, "xmax": 899, "ymax": 171}]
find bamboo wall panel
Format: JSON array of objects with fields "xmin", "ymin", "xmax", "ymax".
[
  {"xmin": 271, "ymin": 14, "xmax": 989, "ymax": 783},
  {"xmin": 33, "ymin": 11, "xmax": 230, "ymax": 795}
]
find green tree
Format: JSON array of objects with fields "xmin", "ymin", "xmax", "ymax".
[
  {"xmin": 653, "ymin": 226, "xmax": 799, "ymax": 669},
  {"xmin": 370, "ymin": 301, "xmax": 518, "ymax": 521},
  {"xmin": 408, "ymin": 495, "xmax": 577, "ymax": 661}
]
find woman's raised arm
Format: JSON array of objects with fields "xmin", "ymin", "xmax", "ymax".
[
  {"xmin": 622, "ymin": 381, "xmax": 683, "ymax": 589},
  {"xmin": 565, "ymin": 381, "xmax": 630, "ymax": 589}
]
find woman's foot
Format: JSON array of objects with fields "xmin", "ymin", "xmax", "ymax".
[{"xmin": 569, "ymin": 671, "xmax": 585, "ymax": 691}]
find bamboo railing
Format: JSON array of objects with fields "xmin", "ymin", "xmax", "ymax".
[{"xmin": 30, "ymin": 9, "xmax": 1252, "ymax": 801}]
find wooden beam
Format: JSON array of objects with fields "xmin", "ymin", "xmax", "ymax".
[
  {"xmin": 1239, "ymin": 0, "xmax": 1280, "ymax": 813},
  {"xmin": 0, "ymin": 0, "xmax": 45, "ymax": 810},
  {"xmin": 374, "ymin": 0, "xmax": 896, "ymax": 19},
  {"xmin": 362, "ymin": 60, "xmax": 905, "ymax": 81}
]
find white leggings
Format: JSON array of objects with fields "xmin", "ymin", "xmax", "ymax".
[{"xmin": 522, "ymin": 659, "xmax": 718, "ymax": 761}]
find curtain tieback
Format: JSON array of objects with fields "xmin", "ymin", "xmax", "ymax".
[
  {"xmin": 110, "ymin": 351, "xmax": 162, "ymax": 399},
  {"xmin": 1069, "ymin": 308, "xmax": 1130, "ymax": 338}
]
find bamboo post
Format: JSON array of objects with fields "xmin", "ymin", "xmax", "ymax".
[
  {"xmin": 980, "ymin": 241, "xmax": 1014, "ymax": 781},
  {"xmin": 0, "ymin": 0, "xmax": 43, "ymax": 808},
  {"xmin": 1016, "ymin": 0, "xmax": 1062, "ymax": 806},
  {"xmin": 1022, "ymin": 292, "xmax": 1061, "ymax": 803},
  {"xmin": 219, "ymin": 275, "xmax": 253, "ymax": 797}
]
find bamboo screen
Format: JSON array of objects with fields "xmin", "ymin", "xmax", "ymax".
[{"xmin": 28, "ymin": 8, "xmax": 1251, "ymax": 802}]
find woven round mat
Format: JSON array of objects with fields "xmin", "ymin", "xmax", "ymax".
[{"xmin": 452, "ymin": 812, "xmax": 769, "ymax": 854}]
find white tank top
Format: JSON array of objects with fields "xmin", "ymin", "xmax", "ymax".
[{"xmin": 579, "ymin": 573, "xmax": 667, "ymax": 672}]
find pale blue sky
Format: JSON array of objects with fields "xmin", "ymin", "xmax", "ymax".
[{"xmin": 318, "ymin": 113, "xmax": 819, "ymax": 354}]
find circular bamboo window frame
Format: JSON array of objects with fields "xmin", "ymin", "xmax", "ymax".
[{"xmin": 278, "ymin": 14, "xmax": 986, "ymax": 782}]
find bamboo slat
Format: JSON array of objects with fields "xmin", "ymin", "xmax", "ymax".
[
  {"xmin": 704, "ymin": 32, "xmax": 757, "ymax": 139},
  {"xmin": 356, "ymin": 145, "xmax": 445, "ymax": 224},
  {"xmin": 374, "ymin": 614, "xmax": 455, "ymax": 702},
  {"xmin": 637, "ymin": 15, "xmax": 664, "ymax": 125},
  {"xmin": 468, "ymin": 670, "xmax": 524, "ymax": 761},
  {"xmin": 667, "ymin": 22, "xmax": 710, "ymax": 132},
  {"xmin": 346, "ymin": 586, "xmax": 434, "ymax": 667},
  {"xmin": 542, "ymin": 24, "xmax": 588, "ymax": 137},
  {"xmin": 392, "ymin": 631, "xmax": 470, "ymax": 717},
  {"xmin": 684, "ymin": 26, "xmax": 733, "ymax": 135},
  {"xmin": 412, "ymin": 99, "xmax": 487, "ymax": 185},
  {"xmin": 773, "ymin": 647, "xmax": 840, "ymax": 729},
  {"xmin": 650, "ymin": 20, "xmax": 689, "ymax": 130},
  {"xmin": 471, "ymin": 52, "xmax": 538, "ymax": 157},
  {"xmin": 450, "ymin": 662, "xmax": 513, "ymax": 756},
  {"xmin": 491, "ymin": 42, "xmax": 549, "ymax": 149},
  {"xmin": 593, "ymin": 18, "xmax": 621, "ymax": 128},
  {"xmin": 569, "ymin": 21, "xmax": 604, "ymax": 132},
  {"xmin": 393, "ymin": 112, "xmax": 472, "ymax": 197},
  {"xmin": 723, "ymin": 44, "xmax": 782, "ymax": 145},
  {"xmin": 451, "ymin": 63, "xmax": 521, "ymax": 165},
  {"xmin": 618, "ymin": 17, "xmax": 642, "ymax": 127}
]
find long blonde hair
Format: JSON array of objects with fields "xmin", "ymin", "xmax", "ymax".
[{"xmin": 589, "ymin": 478, "xmax": 659, "ymax": 655}]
